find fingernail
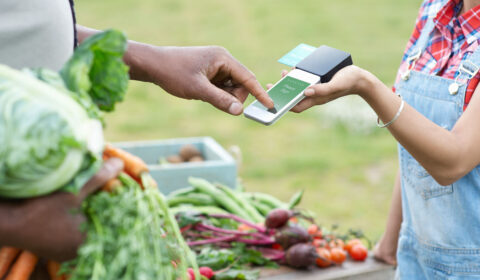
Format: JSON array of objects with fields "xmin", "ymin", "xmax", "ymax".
[
  {"xmin": 229, "ymin": 102, "xmax": 243, "ymax": 115},
  {"xmin": 304, "ymin": 88, "xmax": 314, "ymax": 96}
]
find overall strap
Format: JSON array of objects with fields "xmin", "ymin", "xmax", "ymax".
[
  {"xmin": 401, "ymin": 18, "xmax": 436, "ymax": 80},
  {"xmin": 405, "ymin": 18, "xmax": 436, "ymax": 60}
]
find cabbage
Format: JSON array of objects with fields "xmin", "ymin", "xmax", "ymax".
[{"xmin": 0, "ymin": 30, "xmax": 128, "ymax": 198}]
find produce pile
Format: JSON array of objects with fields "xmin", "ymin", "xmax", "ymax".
[
  {"xmin": 0, "ymin": 30, "xmax": 198, "ymax": 280},
  {"xmin": 169, "ymin": 178, "xmax": 370, "ymax": 280}
]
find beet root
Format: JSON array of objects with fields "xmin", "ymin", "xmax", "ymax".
[
  {"xmin": 285, "ymin": 243, "xmax": 318, "ymax": 268},
  {"xmin": 274, "ymin": 225, "xmax": 311, "ymax": 249},
  {"xmin": 265, "ymin": 208, "xmax": 292, "ymax": 229}
]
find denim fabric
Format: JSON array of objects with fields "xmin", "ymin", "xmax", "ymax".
[{"xmin": 394, "ymin": 18, "xmax": 480, "ymax": 280}]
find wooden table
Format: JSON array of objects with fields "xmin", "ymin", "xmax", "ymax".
[{"xmin": 260, "ymin": 257, "xmax": 395, "ymax": 280}]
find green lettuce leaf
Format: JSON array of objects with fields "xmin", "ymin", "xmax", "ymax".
[{"xmin": 60, "ymin": 29, "xmax": 129, "ymax": 113}]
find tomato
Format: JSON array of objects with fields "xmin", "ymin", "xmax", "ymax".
[
  {"xmin": 272, "ymin": 243, "xmax": 283, "ymax": 250},
  {"xmin": 330, "ymin": 248, "xmax": 347, "ymax": 264},
  {"xmin": 314, "ymin": 229, "xmax": 323, "ymax": 239},
  {"xmin": 329, "ymin": 238, "xmax": 345, "ymax": 249},
  {"xmin": 307, "ymin": 224, "xmax": 319, "ymax": 235},
  {"xmin": 349, "ymin": 244, "xmax": 368, "ymax": 261},
  {"xmin": 313, "ymin": 239, "xmax": 328, "ymax": 248},
  {"xmin": 289, "ymin": 216, "xmax": 299, "ymax": 224},
  {"xmin": 344, "ymin": 239, "xmax": 363, "ymax": 253},
  {"xmin": 315, "ymin": 248, "xmax": 332, "ymax": 268}
]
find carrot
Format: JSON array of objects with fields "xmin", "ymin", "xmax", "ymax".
[
  {"xmin": 0, "ymin": 246, "xmax": 21, "ymax": 278},
  {"xmin": 46, "ymin": 260, "xmax": 66, "ymax": 280},
  {"xmin": 103, "ymin": 144, "xmax": 148, "ymax": 179},
  {"xmin": 5, "ymin": 250, "xmax": 38, "ymax": 280},
  {"xmin": 102, "ymin": 178, "xmax": 122, "ymax": 192}
]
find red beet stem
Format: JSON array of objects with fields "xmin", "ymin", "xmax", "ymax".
[
  {"xmin": 187, "ymin": 235, "xmax": 236, "ymax": 246},
  {"xmin": 208, "ymin": 213, "xmax": 266, "ymax": 233}
]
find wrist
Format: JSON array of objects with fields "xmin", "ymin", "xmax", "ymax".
[{"xmin": 355, "ymin": 68, "xmax": 378, "ymax": 100}]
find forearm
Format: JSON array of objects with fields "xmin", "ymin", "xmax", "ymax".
[
  {"xmin": 0, "ymin": 202, "xmax": 22, "ymax": 246},
  {"xmin": 359, "ymin": 70, "xmax": 474, "ymax": 185}
]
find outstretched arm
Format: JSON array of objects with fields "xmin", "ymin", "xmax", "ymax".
[
  {"xmin": 294, "ymin": 66, "xmax": 480, "ymax": 186},
  {"xmin": 77, "ymin": 25, "xmax": 274, "ymax": 115}
]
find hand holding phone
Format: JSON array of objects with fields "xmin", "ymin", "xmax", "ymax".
[
  {"xmin": 244, "ymin": 69, "xmax": 320, "ymax": 125},
  {"xmin": 244, "ymin": 45, "xmax": 352, "ymax": 125}
]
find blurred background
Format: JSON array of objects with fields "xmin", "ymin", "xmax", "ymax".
[{"xmin": 76, "ymin": 0, "xmax": 421, "ymax": 239}]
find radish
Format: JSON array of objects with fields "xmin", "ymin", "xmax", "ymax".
[
  {"xmin": 285, "ymin": 243, "xmax": 318, "ymax": 268},
  {"xmin": 265, "ymin": 209, "xmax": 292, "ymax": 228},
  {"xmin": 199, "ymin": 267, "xmax": 214, "ymax": 279}
]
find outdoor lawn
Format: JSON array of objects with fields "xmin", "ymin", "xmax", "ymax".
[{"xmin": 75, "ymin": 0, "xmax": 422, "ymax": 240}]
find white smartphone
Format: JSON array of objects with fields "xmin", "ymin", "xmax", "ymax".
[{"xmin": 244, "ymin": 69, "xmax": 320, "ymax": 125}]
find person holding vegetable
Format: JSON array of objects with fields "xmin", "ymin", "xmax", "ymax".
[
  {"xmin": 0, "ymin": 0, "xmax": 273, "ymax": 266},
  {"xmin": 283, "ymin": 0, "xmax": 480, "ymax": 278}
]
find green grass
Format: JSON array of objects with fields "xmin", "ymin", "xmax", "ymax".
[{"xmin": 75, "ymin": 0, "xmax": 422, "ymax": 239}]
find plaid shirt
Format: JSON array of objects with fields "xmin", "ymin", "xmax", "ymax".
[{"xmin": 395, "ymin": 0, "xmax": 480, "ymax": 109}]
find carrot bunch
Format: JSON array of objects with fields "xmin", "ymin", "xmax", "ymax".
[{"xmin": 0, "ymin": 144, "xmax": 153, "ymax": 280}]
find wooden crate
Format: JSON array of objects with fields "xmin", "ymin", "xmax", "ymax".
[{"xmin": 114, "ymin": 137, "xmax": 237, "ymax": 194}]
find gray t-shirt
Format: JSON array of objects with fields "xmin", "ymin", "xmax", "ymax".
[{"xmin": 0, "ymin": 0, "xmax": 74, "ymax": 71}]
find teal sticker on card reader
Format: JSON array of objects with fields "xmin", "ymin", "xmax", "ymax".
[{"xmin": 277, "ymin": 43, "xmax": 317, "ymax": 67}]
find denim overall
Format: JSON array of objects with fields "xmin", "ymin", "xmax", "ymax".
[{"xmin": 395, "ymin": 17, "xmax": 480, "ymax": 279}]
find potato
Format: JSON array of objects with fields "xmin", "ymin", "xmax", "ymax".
[
  {"xmin": 189, "ymin": 156, "xmax": 204, "ymax": 162},
  {"xmin": 179, "ymin": 144, "xmax": 202, "ymax": 161},
  {"xmin": 166, "ymin": 155, "xmax": 184, "ymax": 164}
]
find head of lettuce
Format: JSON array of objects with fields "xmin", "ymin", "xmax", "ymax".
[{"xmin": 0, "ymin": 30, "xmax": 129, "ymax": 198}]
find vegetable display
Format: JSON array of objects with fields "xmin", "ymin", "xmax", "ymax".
[
  {"xmin": 0, "ymin": 29, "xmax": 128, "ymax": 198},
  {"xmin": 170, "ymin": 179, "xmax": 371, "ymax": 279}
]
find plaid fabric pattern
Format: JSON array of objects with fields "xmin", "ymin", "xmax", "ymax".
[{"xmin": 395, "ymin": 0, "xmax": 480, "ymax": 109}]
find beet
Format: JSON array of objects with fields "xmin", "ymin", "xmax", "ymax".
[
  {"xmin": 265, "ymin": 208, "xmax": 292, "ymax": 228},
  {"xmin": 285, "ymin": 243, "xmax": 318, "ymax": 268},
  {"xmin": 274, "ymin": 225, "xmax": 311, "ymax": 249}
]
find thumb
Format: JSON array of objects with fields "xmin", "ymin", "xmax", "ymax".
[
  {"xmin": 78, "ymin": 157, "xmax": 124, "ymax": 200},
  {"xmin": 199, "ymin": 79, "xmax": 244, "ymax": 115}
]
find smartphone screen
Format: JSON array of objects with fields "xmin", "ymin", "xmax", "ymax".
[{"xmin": 252, "ymin": 76, "xmax": 310, "ymax": 113}]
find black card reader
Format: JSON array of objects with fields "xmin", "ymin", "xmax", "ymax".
[{"xmin": 295, "ymin": 45, "xmax": 353, "ymax": 83}]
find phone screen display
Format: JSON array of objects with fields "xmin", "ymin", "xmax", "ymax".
[{"xmin": 253, "ymin": 76, "xmax": 310, "ymax": 113}]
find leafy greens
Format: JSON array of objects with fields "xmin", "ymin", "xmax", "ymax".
[{"xmin": 0, "ymin": 29, "xmax": 129, "ymax": 198}]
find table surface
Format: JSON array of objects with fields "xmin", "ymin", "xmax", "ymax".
[{"xmin": 260, "ymin": 256, "xmax": 395, "ymax": 280}]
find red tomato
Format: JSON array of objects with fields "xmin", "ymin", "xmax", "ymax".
[
  {"xmin": 314, "ymin": 229, "xmax": 323, "ymax": 239},
  {"xmin": 330, "ymin": 248, "xmax": 347, "ymax": 264},
  {"xmin": 344, "ymin": 239, "xmax": 363, "ymax": 253},
  {"xmin": 316, "ymin": 248, "xmax": 332, "ymax": 268},
  {"xmin": 307, "ymin": 224, "xmax": 319, "ymax": 235},
  {"xmin": 313, "ymin": 239, "xmax": 328, "ymax": 248},
  {"xmin": 272, "ymin": 243, "xmax": 283, "ymax": 250},
  {"xmin": 329, "ymin": 238, "xmax": 345, "ymax": 249},
  {"xmin": 289, "ymin": 216, "xmax": 299, "ymax": 224},
  {"xmin": 350, "ymin": 244, "xmax": 368, "ymax": 261}
]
